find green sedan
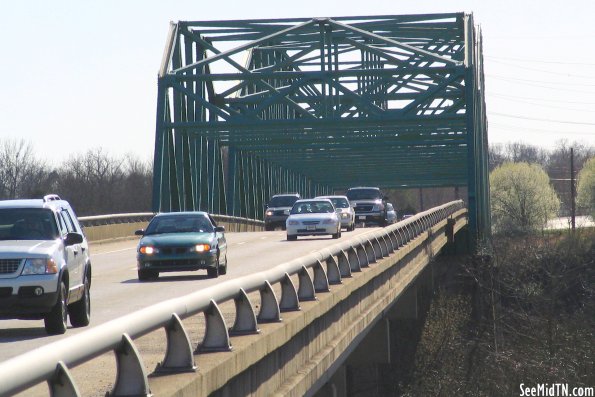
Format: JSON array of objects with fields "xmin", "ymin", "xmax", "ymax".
[{"xmin": 135, "ymin": 212, "xmax": 227, "ymax": 280}]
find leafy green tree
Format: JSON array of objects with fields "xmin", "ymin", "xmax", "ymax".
[
  {"xmin": 577, "ymin": 157, "xmax": 595, "ymax": 218},
  {"xmin": 490, "ymin": 162, "xmax": 560, "ymax": 234}
]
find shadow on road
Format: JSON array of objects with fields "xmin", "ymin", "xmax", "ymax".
[
  {"xmin": 121, "ymin": 274, "xmax": 212, "ymax": 284},
  {"xmin": 0, "ymin": 326, "xmax": 54, "ymax": 342}
]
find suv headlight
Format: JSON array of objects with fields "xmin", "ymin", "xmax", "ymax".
[
  {"xmin": 21, "ymin": 258, "xmax": 58, "ymax": 275},
  {"xmin": 265, "ymin": 210, "xmax": 274, "ymax": 217}
]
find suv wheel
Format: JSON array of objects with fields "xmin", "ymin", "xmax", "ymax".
[
  {"xmin": 287, "ymin": 234, "xmax": 297, "ymax": 241},
  {"xmin": 69, "ymin": 275, "xmax": 91, "ymax": 327},
  {"xmin": 265, "ymin": 225, "xmax": 274, "ymax": 231},
  {"xmin": 45, "ymin": 281, "xmax": 68, "ymax": 335}
]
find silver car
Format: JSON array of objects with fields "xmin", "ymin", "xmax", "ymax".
[
  {"xmin": 315, "ymin": 195, "xmax": 355, "ymax": 231},
  {"xmin": 286, "ymin": 199, "xmax": 342, "ymax": 241}
]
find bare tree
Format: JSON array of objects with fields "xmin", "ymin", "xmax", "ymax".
[{"xmin": 0, "ymin": 138, "xmax": 49, "ymax": 199}]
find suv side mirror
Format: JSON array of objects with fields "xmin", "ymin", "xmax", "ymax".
[
  {"xmin": 135, "ymin": 229, "xmax": 145, "ymax": 236},
  {"xmin": 64, "ymin": 232, "xmax": 83, "ymax": 246},
  {"xmin": 215, "ymin": 226, "xmax": 226, "ymax": 233}
]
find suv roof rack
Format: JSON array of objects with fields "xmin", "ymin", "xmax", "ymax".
[{"xmin": 43, "ymin": 194, "xmax": 61, "ymax": 202}]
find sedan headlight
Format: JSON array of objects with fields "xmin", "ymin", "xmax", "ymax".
[
  {"xmin": 341, "ymin": 213, "xmax": 349, "ymax": 218},
  {"xmin": 139, "ymin": 246, "xmax": 159, "ymax": 255},
  {"xmin": 21, "ymin": 258, "xmax": 58, "ymax": 275},
  {"xmin": 288, "ymin": 220, "xmax": 299, "ymax": 225},
  {"xmin": 322, "ymin": 219, "xmax": 337, "ymax": 224},
  {"xmin": 194, "ymin": 244, "xmax": 211, "ymax": 252}
]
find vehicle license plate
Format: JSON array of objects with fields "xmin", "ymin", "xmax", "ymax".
[
  {"xmin": 358, "ymin": 216, "xmax": 366, "ymax": 220},
  {"xmin": 307, "ymin": 225, "xmax": 316, "ymax": 231}
]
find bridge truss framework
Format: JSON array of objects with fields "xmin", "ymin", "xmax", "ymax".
[{"xmin": 153, "ymin": 13, "xmax": 489, "ymax": 243}]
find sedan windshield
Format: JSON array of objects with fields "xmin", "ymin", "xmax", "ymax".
[
  {"xmin": 145, "ymin": 214, "xmax": 213, "ymax": 234},
  {"xmin": 0, "ymin": 208, "xmax": 59, "ymax": 240},
  {"xmin": 346, "ymin": 189, "xmax": 381, "ymax": 200},
  {"xmin": 291, "ymin": 201, "xmax": 334, "ymax": 214},
  {"xmin": 329, "ymin": 198, "xmax": 349, "ymax": 209},
  {"xmin": 268, "ymin": 196, "xmax": 299, "ymax": 207}
]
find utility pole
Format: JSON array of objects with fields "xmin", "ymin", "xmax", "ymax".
[{"xmin": 570, "ymin": 147, "xmax": 576, "ymax": 231}]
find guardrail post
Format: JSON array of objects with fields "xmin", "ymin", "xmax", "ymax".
[
  {"xmin": 48, "ymin": 362, "xmax": 81, "ymax": 397},
  {"xmin": 313, "ymin": 260, "xmax": 330, "ymax": 293},
  {"xmin": 257, "ymin": 281, "xmax": 281, "ymax": 323},
  {"xmin": 325, "ymin": 255, "xmax": 342, "ymax": 284},
  {"xmin": 337, "ymin": 250, "xmax": 352, "ymax": 278},
  {"xmin": 356, "ymin": 245, "xmax": 369, "ymax": 267},
  {"xmin": 297, "ymin": 266, "xmax": 316, "ymax": 301},
  {"xmin": 156, "ymin": 313, "xmax": 196, "ymax": 373},
  {"xmin": 107, "ymin": 334, "xmax": 151, "ymax": 397},
  {"xmin": 371, "ymin": 238, "xmax": 384, "ymax": 259},
  {"xmin": 197, "ymin": 300, "xmax": 232, "ymax": 353},
  {"xmin": 364, "ymin": 242, "xmax": 376, "ymax": 264},
  {"xmin": 280, "ymin": 273, "xmax": 300, "ymax": 312},
  {"xmin": 230, "ymin": 288, "xmax": 260, "ymax": 335},
  {"xmin": 348, "ymin": 247, "xmax": 362, "ymax": 272}
]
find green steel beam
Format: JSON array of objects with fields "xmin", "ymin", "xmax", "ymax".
[{"xmin": 153, "ymin": 13, "xmax": 489, "ymax": 247}]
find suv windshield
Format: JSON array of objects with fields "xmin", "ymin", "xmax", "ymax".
[
  {"xmin": 346, "ymin": 189, "xmax": 381, "ymax": 200},
  {"xmin": 0, "ymin": 208, "xmax": 59, "ymax": 240},
  {"xmin": 268, "ymin": 195, "xmax": 299, "ymax": 208},
  {"xmin": 145, "ymin": 214, "xmax": 213, "ymax": 235}
]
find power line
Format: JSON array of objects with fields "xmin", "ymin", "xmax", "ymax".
[
  {"xmin": 485, "ymin": 55, "xmax": 595, "ymax": 66},
  {"xmin": 487, "ymin": 74, "xmax": 595, "ymax": 87},
  {"xmin": 487, "ymin": 58, "xmax": 595, "ymax": 79},
  {"xmin": 490, "ymin": 92, "xmax": 595, "ymax": 105},
  {"xmin": 490, "ymin": 112, "xmax": 595, "ymax": 126},
  {"xmin": 486, "ymin": 75, "xmax": 595, "ymax": 94},
  {"xmin": 489, "ymin": 95, "xmax": 595, "ymax": 113},
  {"xmin": 490, "ymin": 122, "xmax": 595, "ymax": 136}
]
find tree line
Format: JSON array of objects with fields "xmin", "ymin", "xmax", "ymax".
[
  {"xmin": 0, "ymin": 138, "xmax": 152, "ymax": 216},
  {"xmin": 0, "ymin": 137, "xmax": 593, "ymax": 221}
]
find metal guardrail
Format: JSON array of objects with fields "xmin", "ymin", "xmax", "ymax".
[
  {"xmin": 78, "ymin": 213, "xmax": 265, "ymax": 242},
  {"xmin": 0, "ymin": 201, "xmax": 465, "ymax": 397},
  {"xmin": 79, "ymin": 213, "xmax": 265, "ymax": 228}
]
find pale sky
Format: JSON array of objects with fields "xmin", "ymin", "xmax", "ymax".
[{"xmin": 1, "ymin": 0, "xmax": 594, "ymax": 164}]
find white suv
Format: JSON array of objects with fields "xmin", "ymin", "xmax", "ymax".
[{"xmin": 0, "ymin": 195, "xmax": 91, "ymax": 334}]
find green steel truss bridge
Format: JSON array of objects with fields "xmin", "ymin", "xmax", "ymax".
[{"xmin": 153, "ymin": 13, "xmax": 489, "ymax": 242}]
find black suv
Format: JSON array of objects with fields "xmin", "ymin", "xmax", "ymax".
[
  {"xmin": 346, "ymin": 187, "xmax": 389, "ymax": 226},
  {"xmin": 264, "ymin": 193, "xmax": 301, "ymax": 230}
]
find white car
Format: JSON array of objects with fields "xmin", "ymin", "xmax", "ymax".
[
  {"xmin": 315, "ymin": 195, "xmax": 356, "ymax": 231},
  {"xmin": 286, "ymin": 199, "xmax": 342, "ymax": 241}
]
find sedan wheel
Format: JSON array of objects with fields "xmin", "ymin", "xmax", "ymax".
[
  {"xmin": 207, "ymin": 263, "xmax": 219, "ymax": 278},
  {"xmin": 219, "ymin": 255, "xmax": 228, "ymax": 275}
]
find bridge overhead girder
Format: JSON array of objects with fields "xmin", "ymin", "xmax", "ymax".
[{"xmin": 153, "ymin": 13, "xmax": 489, "ymax": 243}]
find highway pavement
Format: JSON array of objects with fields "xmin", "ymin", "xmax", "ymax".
[{"xmin": 0, "ymin": 226, "xmax": 379, "ymax": 364}]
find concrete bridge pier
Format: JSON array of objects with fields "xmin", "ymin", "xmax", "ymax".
[{"xmin": 313, "ymin": 264, "xmax": 436, "ymax": 397}]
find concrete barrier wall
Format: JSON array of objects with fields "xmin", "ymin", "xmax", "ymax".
[
  {"xmin": 149, "ymin": 209, "xmax": 468, "ymax": 397},
  {"xmin": 79, "ymin": 213, "xmax": 265, "ymax": 242}
]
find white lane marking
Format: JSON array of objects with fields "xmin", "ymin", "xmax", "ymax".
[
  {"xmin": 260, "ymin": 236, "xmax": 268, "ymax": 240},
  {"xmin": 237, "ymin": 242, "xmax": 247, "ymax": 245},
  {"xmin": 94, "ymin": 247, "xmax": 136, "ymax": 255}
]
